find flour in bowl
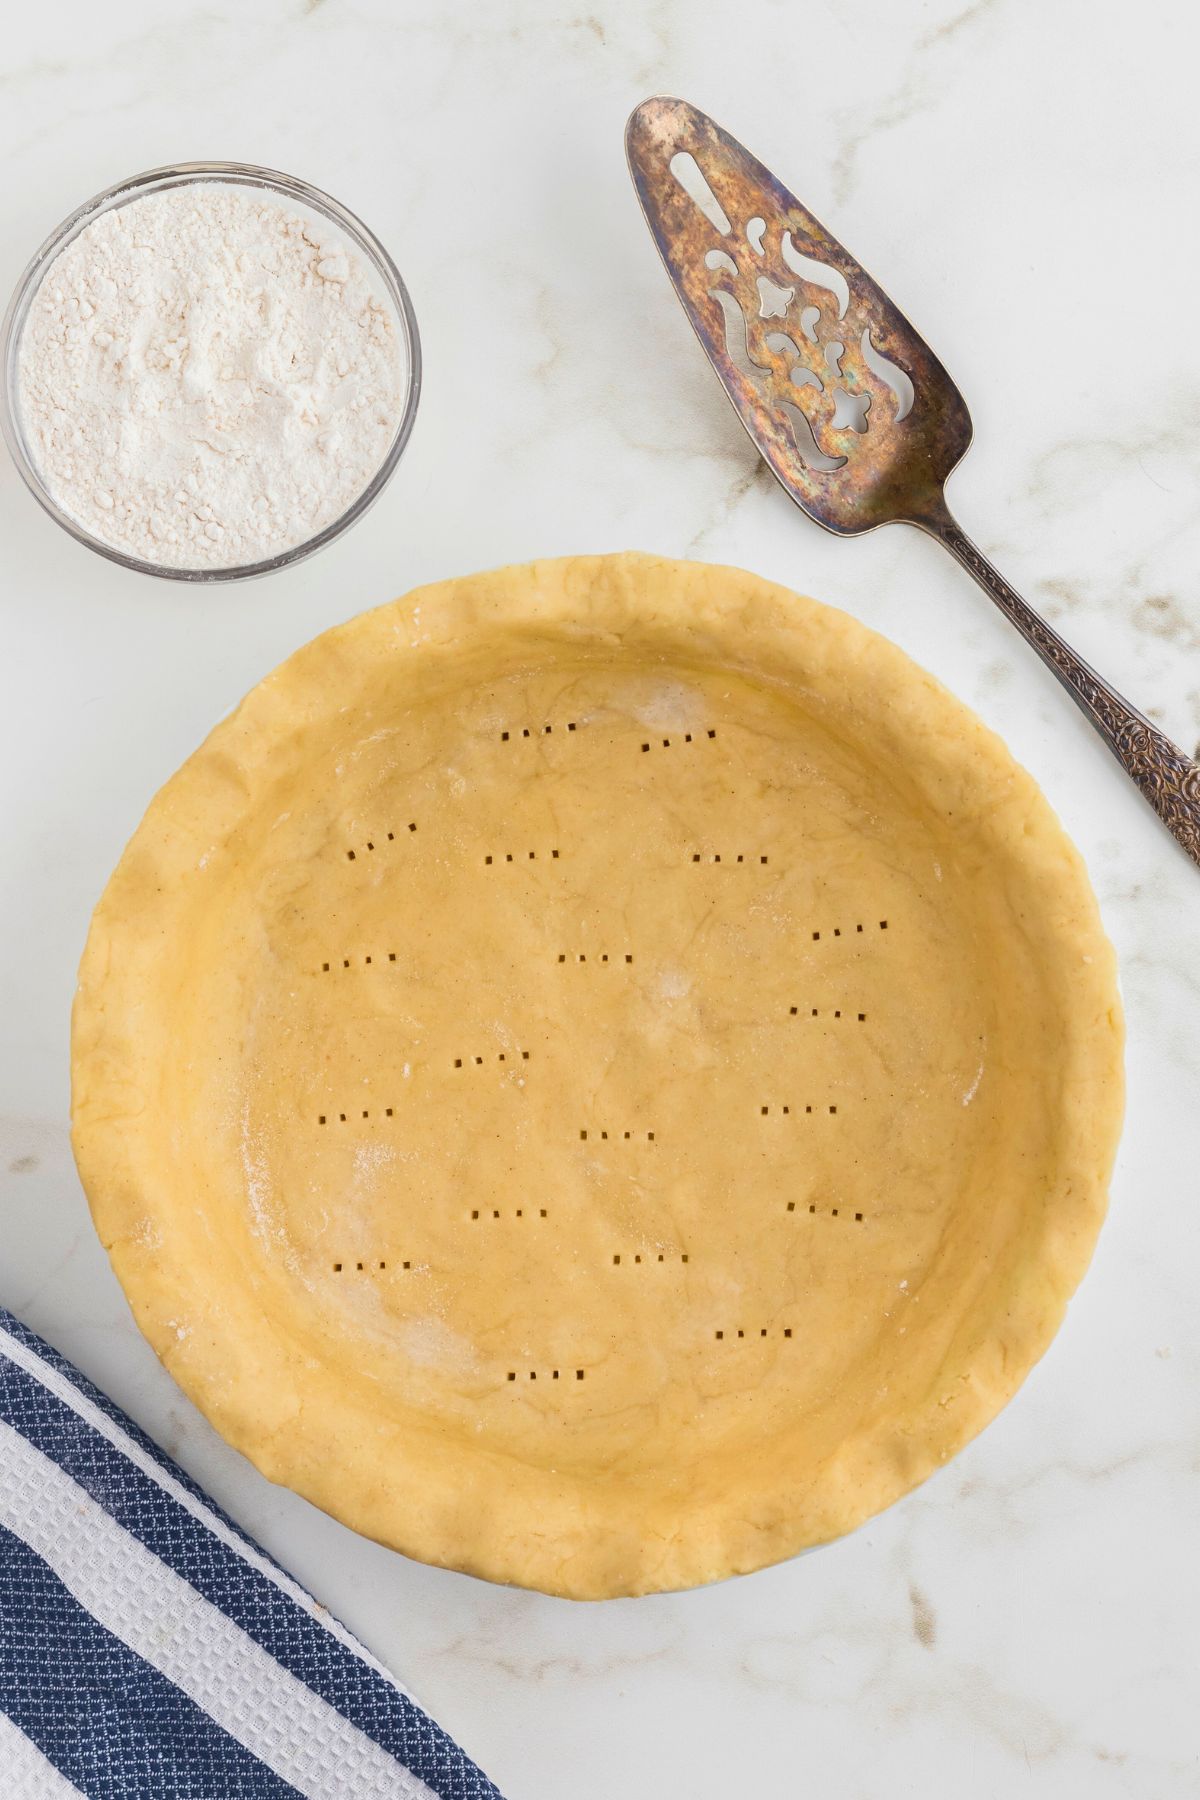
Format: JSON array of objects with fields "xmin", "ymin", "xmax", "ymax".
[{"xmin": 17, "ymin": 182, "xmax": 407, "ymax": 571}]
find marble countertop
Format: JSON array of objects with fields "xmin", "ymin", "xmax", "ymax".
[{"xmin": 3, "ymin": 1, "xmax": 1198, "ymax": 1794}]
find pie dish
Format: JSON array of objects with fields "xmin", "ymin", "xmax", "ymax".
[{"xmin": 71, "ymin": 553, "xmax": 1124, "ymax": 1598}]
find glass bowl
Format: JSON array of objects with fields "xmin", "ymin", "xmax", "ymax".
[{"xmin": 0, "ymin": 162, "xmax": 421, "ymax": 583}]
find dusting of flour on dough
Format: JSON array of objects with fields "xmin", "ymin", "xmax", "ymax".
[
  {"xmin": 628, "ymin": 681, "xmax": 708, "ymax": 731},
  {"xmin": 239, "ymin": 1099, "xmax": 285, "ymax": 1249},
  {"xmin": 352, "ymin": 1141, "xmax": 397, "ymax": 1184},
  {"xmin": 399, "ymin": 1318, "xmax": 479, "ymax": 1378}
]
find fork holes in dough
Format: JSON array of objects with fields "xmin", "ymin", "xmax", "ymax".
[
  {"xmin": 485, "ymin": 849, "xmax": 559, "ymax": 864},
  {"xmin": 580, "ymin": 1129, "xmax": 654, "ymax": 1142},
  {"xmin": 506, "ymin": 1368, "xmax": 585, "ymax": 1383},
  {"xmin": 690, "ymin": 851, "xmax": 769, "ymax": 864},
  {"xmin": 345, "ymin": 824, "xmax": 416, "ymax": 860},
  {"xmin": 641, "ymin": 729, "xmax": 715, "ymax": 754},
  {"xmin": 790, "ymin": 1006, "xmax": 867, "ymax": 1022},
  {"xmin": 472, "ymin": 1208, "xmax": 548, "ymax": 1220},
  {"xmin": 761, "ymin": 1104, "xmax": 838, "ymax": 1116},
  {"xmin": 612, "ymin": 1250, "xmax": 687, "ymax": 1266},
  {"xmin": 787, "ymin": 1201, "xmax": 865, "ymax": 1222},
  {"xmin": 811, "ymin": 920, "xmax": 889, "ymax": 941}
]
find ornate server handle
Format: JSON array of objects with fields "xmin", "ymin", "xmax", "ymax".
[{"xmin": 916, "ymin": 501, "xmax": 1200, "ymax": 869}]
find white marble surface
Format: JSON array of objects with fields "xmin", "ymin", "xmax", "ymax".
[{"xmin": 3, "ymin": 1, "xmax": 1199, "ymax": 1793}]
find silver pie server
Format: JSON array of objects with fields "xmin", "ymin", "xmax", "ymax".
[{"xmin": 626, "ymin": 95, "xmax": 1200, "ymax": 868}]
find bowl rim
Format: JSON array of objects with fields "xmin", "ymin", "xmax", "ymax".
[{"xmin": 0, "ymin": 160, "xmax": 422, "ymax": 584}]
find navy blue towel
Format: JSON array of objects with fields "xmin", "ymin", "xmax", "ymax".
[{"xmin": 0, "ymin": 1308, "xmax": 505, "ymax": 1798}]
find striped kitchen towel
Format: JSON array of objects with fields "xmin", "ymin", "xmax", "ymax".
[{"xmin": 0, "ymin": 1308, "xmax": 505, "ymax": 1799}]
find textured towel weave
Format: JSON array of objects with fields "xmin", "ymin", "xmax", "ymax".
[{"xmin": 0, "ymin": 1309, "xmax": 505, "ymax": 1799}]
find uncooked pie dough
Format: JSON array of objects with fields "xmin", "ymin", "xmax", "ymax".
[{"xmin": 71, "ymin": 553, "xmax": 1123, "ymax": 1598}]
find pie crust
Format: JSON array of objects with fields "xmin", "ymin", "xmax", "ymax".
[{"xmin": 71, "ymin": 553, "xmax": 1124, "ymax": 1598}]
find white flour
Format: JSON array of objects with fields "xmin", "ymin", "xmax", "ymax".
[{"xmin": 17, "ymin": 183, "xmax": 405, "ymax": 570}]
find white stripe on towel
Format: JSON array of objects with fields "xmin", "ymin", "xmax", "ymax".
[
  {"xmin": 0, "ymin": 1324, "xmax": 411, "ymax": 1696},
  {"xmin": 0, "ymin": 1421, "xmax": 435, "ymax": 1800},
  {"xmin": 0, "ymin": 1711, "xmax": 86, "ymax": 1798}
]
